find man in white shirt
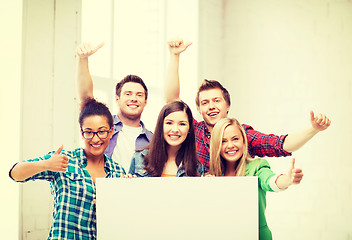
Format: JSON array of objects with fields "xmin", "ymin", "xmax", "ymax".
[{"xmin": 76, "ymin": 43, "xmax": 152, "ymax": 172}]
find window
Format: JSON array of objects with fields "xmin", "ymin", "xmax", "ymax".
[{"xmin": 81, "ymin": 0, "xmax": 199, "ymax": 130}]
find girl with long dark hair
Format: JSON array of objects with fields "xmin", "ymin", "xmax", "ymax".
[{"xmin": 129, "ymin": 101, "xmax": 203, "ymax": 177}]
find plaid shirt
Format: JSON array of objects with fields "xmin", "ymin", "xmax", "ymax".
[
  {"xmin": 194, "ymin": 119, "xmax": 291, "ymax": 171},
  {"xmin": 11, "ymin": 148, "xmax": 125, "ymax": 240}
]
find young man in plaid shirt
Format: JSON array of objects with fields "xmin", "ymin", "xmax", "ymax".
[{"xmin": 165, "ymin": 39, "xmax": 331, "ymax": 171}]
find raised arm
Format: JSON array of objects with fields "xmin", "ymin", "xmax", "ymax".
[
  {"xmin": 165, "ymin": 39, "xmax": 192, "ymax": 103},
  {"xmin": 283, "ymin": 111, "xmax": 331, "ymax": 152},
  {"xmin": 75, "ymin": 42, "xmax": 104, "ymax": 108},
  {"xmin": 10, "ymin": 145, "xmax": 68, "ymax": 181},
  {"xmin": 245, "ymin": 111, "xmax": 331, "ymax": 158}
]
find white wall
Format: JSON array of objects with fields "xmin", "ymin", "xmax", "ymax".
[
  {"xmin": 0, "ymin": 2, "xmax": 22, "ymax": 239},
  {"xmin": 20, "ymin": 0, "xmax": 80, "ymax": 239},
  {"xmin": 222, "ymin": 0, "xmax": 352, "ymax": 239},
  {"xmin": 9, "ymin": 0, "xmax": 352, "ymax": 239}
]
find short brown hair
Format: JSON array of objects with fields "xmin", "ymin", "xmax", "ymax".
[
  {"xmin": 195, "ymin": 79, "xmax": 230, "ymax": 107},
  {"xmin": 115, "ymin": 74, "xmax": 148, "ymax": 100}
]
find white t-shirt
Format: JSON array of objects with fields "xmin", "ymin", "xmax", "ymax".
[{"xmin": 112, "ymin": 124, "xmax": 143, "ymax": 172}]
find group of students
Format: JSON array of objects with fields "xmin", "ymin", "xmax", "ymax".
[{"xmin": 9, "ymin": 39, "xmax": 331, "ymax": 240}]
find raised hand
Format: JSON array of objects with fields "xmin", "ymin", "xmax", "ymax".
[
  {"xmin": 45, "ymin": 145, "xmax": 69, "ymax": 172},
  {"xmin": 288, "ymin": 158, "xmax": 303, "ymax": 185},
  {"xmin": 310, "ymin": 110, "xmax": 331, "ymax": 132},
  {"xmin": 76, "ymin": 42, "xmax": 105, "ymax": 59},
  {"xmin": 168, "ymin": 38, "xmax": 192, "ymax": 55}
]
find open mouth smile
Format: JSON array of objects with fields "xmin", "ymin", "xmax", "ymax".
[
  {"xmin": 90, "ymin": 143, "xmax": 103, "ymax": 149},
  {"xmin": 226, "ymin": 150, "xmax": 238, "ymax": 156},
  {"xmin": 208, "ymin": 112, "xmax": 219, "ymax": 117},
  {"xmin": 168, "ymin": 135, "xmax": 181, "ymax": 141},
  {"xmin": 127, "ymin": 104, "xmax": 139, "ymax": 109}
]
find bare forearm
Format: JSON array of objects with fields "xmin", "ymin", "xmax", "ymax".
[
  {"xmin": 283, "ymin": 126, "xmax": 320, "ymax": 152},
  {"xmin": 165, "ymin": 54, "xmax": 181, "ymax": 103},
  {"xmin": 10, "ymin": 161, "xmax": 47, "ymax": 182},
  {"xmin": 76, "ymin": 57, "xmax": 94, "ymax": 106}
]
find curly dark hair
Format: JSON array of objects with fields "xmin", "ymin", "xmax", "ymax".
[{"xmin": 79, "ymin": 97, "xmax": 113, "ymax": 129}]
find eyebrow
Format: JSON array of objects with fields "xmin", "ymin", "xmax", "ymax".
[
  {"xmin": 164, "ymin": 119, "xmax": 188, "ymax": 123},
  {"xmin": 82, "ymin": 126, "xmax": 109, "ymax": 131},
  {"xmin": 123, "ymin": 90, "xmax": 145, "ymax": 94}
]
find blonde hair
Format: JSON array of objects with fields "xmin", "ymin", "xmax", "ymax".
[{"xmin": 209, "ymin": 118, "xmax": 252, "ymax": 176}]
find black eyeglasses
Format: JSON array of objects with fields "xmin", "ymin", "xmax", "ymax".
[{"xmin": 81, "ymin": 129, "xmax": 111, "ymax": 140}]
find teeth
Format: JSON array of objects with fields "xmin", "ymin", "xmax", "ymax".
[
  {"xmin": 92, "ymin": 144, "xmax": 102, "ymax": 148},
  {"xmin": 227, "ymin": 151, "xmax": 237, "ymax": 155},
  {"xmin": 209, "ymin": 113, "xmax": 218, "ymax": 116},
  {"xmin": 169, "ymin": 135, "xmax": 180, "ymax": 140}
]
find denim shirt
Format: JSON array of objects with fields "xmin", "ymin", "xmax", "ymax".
[
  {"xmin": 129, "ymin": 149, "xmax": 205, "ymax": 177},
  {"xmin": 105, "ymin": 115, "xmax": 153, "ymax": 158}
]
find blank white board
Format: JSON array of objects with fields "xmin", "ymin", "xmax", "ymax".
[{"xmin": 96, "ymin": 177, "xmax": 258, "ymax": 240}]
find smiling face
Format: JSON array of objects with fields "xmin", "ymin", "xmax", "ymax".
[
  {"xmin": 220, "ymin": 124, "xmax": 244, "ymax": 163},
  {"xmin": 81, "ymin": 115, "xmax": 113, "ymax": 159},
  {"xmin": 163, "ymin": 111, "xmax": 190, "ymax": 149},
  {"xmin": 198, "ymin": 88, "xmax": 230, "ymax": 131},
  {"xmin": 116, "ymin": 82, "xmax": 147, "ymax": 120}
]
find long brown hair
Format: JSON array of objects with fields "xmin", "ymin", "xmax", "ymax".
[
  {"xmin": 144, "ymin": 101, "xmax": 200, "ymax": 176},
  {"xmin": 209, "ymin": 118, "xmax": 252, "ymax": 176}
]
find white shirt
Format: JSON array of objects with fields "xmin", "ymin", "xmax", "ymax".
[{"xmin": 112, "ymin": 124, "xmax": 143, "ymax": 172}]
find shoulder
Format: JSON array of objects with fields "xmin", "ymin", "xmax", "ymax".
[
  {"xmin": 105, "ymin": 155, "xmax": 125, "ymax": 174},
  {"xmin": 144, "ymin": 128, "xmax": 153, "ymax": 139},
  {"xmin": 245, "ymin": 159, "xmax": 271, "ymax": 176},
  {"xmin": 197, "ymin": 163, "xmax": 206, "ymax": 175},
  {"xmin": 140, "ymin": 121, "xmax": 153, "ymax": 138},
  {"xmin": 241, "ymin": 123, "xmax": 252, "ymax": 130},
  {"xmin": 113, "ymin": 114, "xmax": 121, "ymax": 123},
  {"xmin": 130, "ymin": 150, "xmax": 149, "ymax": 177},
  {"xmin": 193, "ymin": 118, "xmax": 204, "ymax": 127},
  {"xmin": 132, "ymin": 149, "xmax": 149, "ymax": 161}
]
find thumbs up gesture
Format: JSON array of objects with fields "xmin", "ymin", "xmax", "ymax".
[
  {"xmin": 288, "ymin": 158, "xmax": 303, "ymax": 185},
  {"xmin": 45, "ymin": 145, "xmax": 69, "ymax": 172},
  {"xmin": 310, "ymin": 110, "xmax": 331, "ymax": 132},
  {"xmin": 76, "ymin": 42, "xmax": 105, "ymax": 59}
]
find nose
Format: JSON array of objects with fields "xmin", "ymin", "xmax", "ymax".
[
  {"xmin": 91, "ymin": 133, "xmax": 101, "ymax": 142},
  {"xmin": 171, "ymin": 124, "xmax": 179, "ymax": 133},
  {"xmin": 208, "ymin": 101, "xmax": 215, "ymax": 109},
  {"xmin": 227, "ymin": 140, "xmax": 235, "ymax": 149},
  {"xmin": 130, "ymin": 93, "xmax": 137, "ymax": 102}
]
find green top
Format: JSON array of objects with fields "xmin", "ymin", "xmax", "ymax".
[{"xmin": 245, "ymin": 159, "xmax": 276, "ymax": 240}]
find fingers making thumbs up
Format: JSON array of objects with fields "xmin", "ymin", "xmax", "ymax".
[
  {"xmin": 76, "ymin": 42, "xmax": 105, "ymax": 59},
  {"xmin": 45, "ymin": 145, "xmax": 69, "ymax": 172},
  {"xmin": 288, "ymin": 158, "xmax": 303, "ymax": 185},
  {"xmin": 310, "ymin": 110, "xmax": 331, "ymax": 132}
]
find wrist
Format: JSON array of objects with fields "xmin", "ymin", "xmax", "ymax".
[
  {"xmin": 310, "ymin": 125, "xmax": 320, "ymax": 134},
  {"xmin": 39, "ymin": 159, "xmax": 49, "ymax": 171},
  {"xmin": 77, "ymin": 56, "xmax": 89, "ymax": 63},
  {"xmin": 170, "ymin": 52, "xmax": 181, "ymax": 57}
]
